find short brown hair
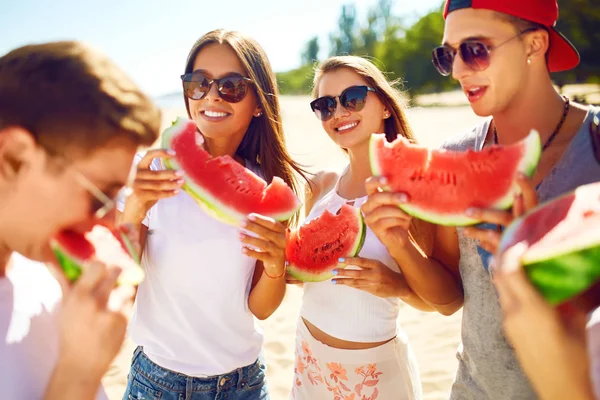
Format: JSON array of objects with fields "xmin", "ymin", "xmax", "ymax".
[
  {"xmin": 0, "ymin": 41, "xmax": 161, "ymax": 154},
  {"xmin": 495, "ymin": 12, "xmax": 549, "ymax": 54}
]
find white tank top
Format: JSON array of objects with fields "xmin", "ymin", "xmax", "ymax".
[
  {"xmin": 300, "ymin": 172, "xmax": 404, "ymax": 343},
  {"xmin": 118, "ymin": 153, "xmax": 264, "ymax": 377}
]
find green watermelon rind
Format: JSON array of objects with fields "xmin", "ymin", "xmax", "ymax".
[
  {"xmin": 50, "ymin": 231, "xmax": 145, "ymax": 286},
  {"xmin": 525, "ymin": 246, "xmax": 600, "ymax": 305},
  {"xmin": 498, "ymin": 183, "xmax": 600, "ymax": 305},
  {"xmin": 500, "ymin": 184, "xmax": 600, "ymax": 262},
  {"xmin": 51, "ymin": 244, "xmax": 85, "ymax": 282},
  {"xmin": 161, "ymin": 118, "xmax": 301, "ymax": 226},
  {"xmin": 286, "ymin": 207, "xmax": 367, "ymax": 282},
  {"xmin": 369, "ymin": 130, "xmax": 542, "ymax": 226}
]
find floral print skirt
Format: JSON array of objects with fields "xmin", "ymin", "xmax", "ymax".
[{"xmin": 291, "ymin": 318, "xmax": 422, "ymax": 400}]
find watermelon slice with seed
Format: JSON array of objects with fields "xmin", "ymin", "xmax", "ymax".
[
  {"xmin": 286, "ymin": 204, "xmax": 366, "ymax": 282},
  {"xmin": 51, "ymin": 225, "xmax": 144, "ymax": 285},
  {"xmin": 161, "ymin": 118, "xmax": 302, "ymax": 226},
  {"xmin": 498, "ymin": 181, "xmax": 600, "ymax": 308},
  {"xmin": 369, "ymin": 130, "xmax": 541, "ymax": 226}
]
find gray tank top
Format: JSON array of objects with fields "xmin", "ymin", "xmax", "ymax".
[{"xmin": 442, "ymin": 106, "xmax": 600, "ymax": 400}]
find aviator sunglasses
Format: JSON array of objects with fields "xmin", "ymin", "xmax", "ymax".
[
  {"xmin": 72, "ymin": 169, "xmax": 132, "ymax": 220},
  {"xmin": 432, "ymin": 28, "xmax": 539, "ymax": 76},
  {"xmin": 310, "ymin": 85, "xmax": 376, "ymax": 122},
  {"xmin": 181, "ymin": 72, "xmax": 253, "ymax": 103},
  {"xmin": 35, "ymin": 139, "xmax": 130, "ymax": 220}
]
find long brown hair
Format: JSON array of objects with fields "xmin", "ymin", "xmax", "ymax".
[
  {"xmin": 312, "ymin": 56, "xmax": 434, "ymax": 254},
  {"xmin": 183, "ymin": 29, "xmax": 309, "ymax": 225},
  {"xmin": 312, "ymin": 56, "xmax": 416, "ymax": 145}
]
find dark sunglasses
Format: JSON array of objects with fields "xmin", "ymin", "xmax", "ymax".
[
  {"xmin": 310, "ymin": 85, "xmax": 376, "ymax": 122},
  {"xmin": 181, "ymin": 72, "xmax": 253, "ymax": 103},
  {"xmin": 432, "ymin": 28, "xmax": 539, "ymax": 76}
]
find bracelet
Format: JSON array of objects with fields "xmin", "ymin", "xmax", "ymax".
[{"xmin": 264, "ymin": 267, "xmax": 286, "ymax": 279}]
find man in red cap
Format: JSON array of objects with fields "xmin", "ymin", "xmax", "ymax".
[{"xmin": 433, "ymin": 0, "xmax": 600, "ymax": 399}]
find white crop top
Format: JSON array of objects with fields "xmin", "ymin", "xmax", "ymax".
[
  {"xmin": 300, "ymin": 173, "xmax": 404, "ymax": 343},
  {"xmin": 117, "ymin": 152, "xmax": 264, "ymax": 377}
]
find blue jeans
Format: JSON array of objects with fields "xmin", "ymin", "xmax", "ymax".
[{"xmin": 123, "ymin": 346, "xmax": 270, "ymax": 400}]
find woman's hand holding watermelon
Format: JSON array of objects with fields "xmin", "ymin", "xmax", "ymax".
[
  {"xmin": 463, "ymin": 173, "xmax": 538, "ymax": 254},
  {"xmin": 362, "ymin": 176, "xmax": 413, "ymax": 251},
  {"xmin": 239, "ymin": 213, "xmax": 287, "ymax": 277},
  {"xmin": 332, "ymin": 257, "xmax": 410, "ymax": 298},
  {"xmin": 123, "ymin": 149, "xmax": 184, "ymax": 224}
]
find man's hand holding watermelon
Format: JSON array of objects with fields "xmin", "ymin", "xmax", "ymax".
[
  {"xmin": 493, "ymin": 242, "xmax": 595, "ymax": 400},
  {"xmin": 45, "ymin": 260, "xmax": 135, "ymax": 399},
  {"xmin": 348, "ymin": 176, "xmax": 463, "ymax": 315},
  {"xmin": 463, "ymin": 173, "xmax": 538, "ymax": 253}
]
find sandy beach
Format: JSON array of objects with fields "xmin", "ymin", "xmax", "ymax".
[{"xmin": 103, "ymin": 94, "xmax": 484, "ymax": 400}]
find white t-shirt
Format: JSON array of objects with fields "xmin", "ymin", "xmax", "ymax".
[
  {"xmin": 0, "ymin": 253, "xmax": 107, "ymax": 399},
  {"xmin": 117, "ymin": 153, "xmax": 264, "ymax": 377}
]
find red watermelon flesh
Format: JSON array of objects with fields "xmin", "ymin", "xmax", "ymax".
[
  {"xmin": 498, "ymin": 182, "xmax": 600, "ymax": 307},
  {"xmin": 286, "ymin": 204, "xmax": 366, "ymax": 282},
  {"xmin": 162, "ymin": 118, "xmax": 301, "ymax": 226},
  {"xmin": 51, "ymin": 225, "xmax": 144, "ymax": 285},
  {"xmin": 369, "ymin": 130, "xmax": 541, "ymax": 226}
]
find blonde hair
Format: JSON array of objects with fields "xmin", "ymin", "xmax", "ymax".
[
  {"xmin": 312, "ymin": 56, "xmax": 416, "ymax": 144},
  {"xmin": 313, "ymin": 56, "xmax": 434, "ymax": 253}
]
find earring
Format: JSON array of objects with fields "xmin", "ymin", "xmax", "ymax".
[
  {"xmin": 527, "ymin": 58, "xmax": 531, "ymax": 64},
  {"xmin": 384, "ymin": 112, "xmax": 390, "ymax": 118},
  {"xmin": 255, "ymin": 112, "xmax": 262, "ymax": 117}
]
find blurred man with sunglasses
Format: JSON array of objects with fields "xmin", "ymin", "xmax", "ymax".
[
  {"xmin": 432, "ymin": 0, "xmax": 600, "ymax": 399},
  {"xmin": 0, "ymin": 41, "xmax": 160, "ymax": 399}
]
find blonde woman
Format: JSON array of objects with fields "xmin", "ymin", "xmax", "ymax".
[{"xmin": 289, "ymin": 56, "xmax": 463, "ymax": 400}]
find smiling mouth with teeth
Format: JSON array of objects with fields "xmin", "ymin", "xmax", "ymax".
[
  {"xmin": 203, "ymin": 110, "xmax": 230, "ymax": 118},
  {"xmin": 336, "ymin": 121, "xmax": 359, "ymax": 132}
]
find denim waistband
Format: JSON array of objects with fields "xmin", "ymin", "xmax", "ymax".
[{"xmin": 131, "ymin": 346, "xmax": 263, "ymax": 393}]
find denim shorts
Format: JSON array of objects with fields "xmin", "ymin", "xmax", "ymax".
[{"xmin": 123, "ymin": 346, "xmax": 269, "ymax": 400}]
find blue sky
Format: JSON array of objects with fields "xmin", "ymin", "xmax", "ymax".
[{"xmin": 1, "ymin": 0, "xmax": 443, "ymax": 96}]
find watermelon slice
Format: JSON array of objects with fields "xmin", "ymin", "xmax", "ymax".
[
  {"xmin": 50, "ymin": 225, "xmax": 144, "ymax": 285},
  {"xmin": 498, "ymin": 182, "xmax": 600, "ymax": 307},
  {"xmin": 286, "ymin": 204, "xmax": 366, "ymax": 282},
  {"xmin": 369, "ymin": 130, "xmax": 541, "ymax": 226},
  {"xmin": 161, "ymin": 118, "xmax": 302, "ymax": 226}
]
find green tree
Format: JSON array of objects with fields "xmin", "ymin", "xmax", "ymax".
[
  {"xmin": 357, "ymin": 9, "xmax": 379, "ymax": 56},
  {"xmin": 374, "ymin": 0, "xmax": 395, "ymax": 35},
  {"xmin": 302, "ymin": 36, "xmax": 320, "ymax": 64},
  {"xmin": 329, "ymin": 3, "xmax": 358, "ymax": 56},
  {"xmin": 554, "ymin": 0, "xmax": 600, "ymax": 85},
  {"xmin": 378, "ymin": 6, "xmax": 457, "ymax": 99}
]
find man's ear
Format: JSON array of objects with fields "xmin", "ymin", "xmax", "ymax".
[
  {"xmin": 0, "ymin": 127, "xmax": 37, "ymax": 181},
  {"xmin": 525, "ymin": 29, "xmax": 550, "ymax": 62}
]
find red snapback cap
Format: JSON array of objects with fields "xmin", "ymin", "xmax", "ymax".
[{"xmin": 443, "ymin": 0, "xmax": 580, "ymax": 72}]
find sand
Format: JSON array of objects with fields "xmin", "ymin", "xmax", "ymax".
[{"xmin": 102, "ymin": 95, "xmax": 487, "ymax": 400}]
